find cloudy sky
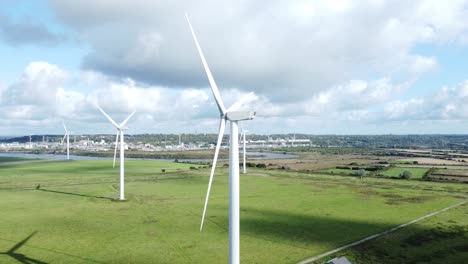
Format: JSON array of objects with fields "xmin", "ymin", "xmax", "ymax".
[{"xmin": 1, "ymin": 0, "xmax": 468, "ymax": 135}]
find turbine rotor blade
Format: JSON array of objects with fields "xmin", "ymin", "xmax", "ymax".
[
  {"xmin": 185, "ymin": 13, "xmax": 226, "ymax": 115},
  {"xmin": 96, "ymin": 105, "xmax": 120, "ymax": 129},
  {"xmin": 61, "ymin": 134, "xmax": 66, "ymax": 144},
  {"xmin": 200, "ymin": 117, "xmax": 226, "ymax": 231},
  {"xmin": 62, "ymin": 123, "xmax": 68, "ymax": 134},
  {"xmin": 113, "ymin": 131, "xmax": 119, "ymax": 168},
  {"xmin": 119, "ymin": 111, "xmax": 136, "ymax": 128},
  {"xmin": 227, "ymin": 92, "xmax": 256, "ymax": 112}
]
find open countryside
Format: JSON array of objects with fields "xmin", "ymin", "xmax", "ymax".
[
  {"xmin": 0, "ymin": 149, "xmax": 466, "ymax": 263},
  {"xmin": 2, "ymin": 1, "xmax": 468, "ymax": 264}
]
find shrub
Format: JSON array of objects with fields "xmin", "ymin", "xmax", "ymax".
[
  {"xmin": 256, "ymin": 163, "xmax": 267, "ymax": 168},
  {"xmin": 355, "ymin": 169, "xmax": 366, "ymax": 178},
  {"xmin": 400, "ymin": 170, "xmax": 412, "ymax": 179},
  {"xmin": 189, "ymin": 166, "xmax": 197, "ymax": 170},
  {"xmin": 161, "ymin": 169, "xmax": 166, "ymax": 173},
  {"xmin": 246, "ymin": 162, "xmax": 256, "ymax": 168}
]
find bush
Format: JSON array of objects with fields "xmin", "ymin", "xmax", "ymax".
[
  {"xmin": 161, "ymin": 169, "xmax": 166, "ymax": 173},
  {"xmin": 355, "ymin": 169, "xmax": 366, "ymax": 178},
  {"xmin": 400, "ymin": 170, "xmax": 412, "ymax": 179},
  {"xmin": 246, "ymin": 162, "xmax": 256, "ymax": 168},
  {"xmin": 256, "ymin": 163, "xmax": 267, "ymax": 168},
  {"xmin": 189, "ymin": 166, "xmax": 198, "ymax": 170}
]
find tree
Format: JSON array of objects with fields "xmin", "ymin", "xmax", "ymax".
[{"xmin": 400, "ymin": 170, "xmax": 412, "ymax": 179}]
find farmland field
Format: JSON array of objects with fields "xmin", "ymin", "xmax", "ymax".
[
  {"xmin": 0, "ymin": 158, "xmax": 466, "ymax": 263},
  {"xmin": 377, "ymin": 167, "xmax": 429, "ymax": 179}
]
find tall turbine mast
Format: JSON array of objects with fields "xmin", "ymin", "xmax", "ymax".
[
  {"xmin": 62, "ymin": 123, "xmax": 70, "ymax": 160},
  {"xmin": 186, "ymin": 14, "xmax": 256, "ymax": 264}
]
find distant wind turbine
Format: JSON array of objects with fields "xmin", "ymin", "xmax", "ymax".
[
  {"xmin": 61, "ymin": 123, "xmax": 70, "ymax": 160},
  {"xmin": 186, "ymin": 14, "xmax": 256, "ymax": 264},
  {"xmin": 96, "ymin": 105, "xmax": 136, "ymax": 200},
  {"xmin": 241, "ymin": 129, "xmax": 248, "ymax": 174}
]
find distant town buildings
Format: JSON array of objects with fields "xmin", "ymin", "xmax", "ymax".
[{"xmin": 0, "ymin": 135, "xmax": 311, "ymax": 153}]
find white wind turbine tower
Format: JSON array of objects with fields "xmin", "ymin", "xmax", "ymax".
[
  {"xmin": 240, "ymin": 128, "xmax": 248, "ymax": 174},
  {"xmin": 96, "ymin": 105, "xmax": 136, "ymax": 201},
  {"xmin": 61, "ymin": 123, "xmax": 70, "ymax": 160},
  {"xmin": 186, "ymin": 14, "xmax": 256, "ymax": 264}
]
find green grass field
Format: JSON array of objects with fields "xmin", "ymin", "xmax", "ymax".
[
  {"xmin": 0, "ymin": 159, "xmax": 466, "ymax": 263},
  {"xmin": 378, "ymin": 167, "xmax": 429, "ymax": 179},
  {"xmin": 0, "ymin": 156, "xmax": 38, "ymax": 163}
]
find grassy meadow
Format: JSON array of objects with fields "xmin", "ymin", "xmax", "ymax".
[
  {"xmin": 377, "ymin": 167, "xmax": 429, "ymax": 179},
  {"xmin": 0, "ymin": 158, "xmax": 466, "ymax": 263}
]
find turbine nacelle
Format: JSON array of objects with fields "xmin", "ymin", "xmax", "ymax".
[{"xmin": 226, "ymin": 111, "xmax": 256, "ymax": 121}]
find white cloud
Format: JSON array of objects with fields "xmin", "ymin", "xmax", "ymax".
[
  {"xmin": 55, "ymin": 88, "xmax": 87, "ymax": 118},
  {"xmin": 4, "ymin": 1, "xmax": 468, "ymax": 134},
  {"xmin": 383, "ymin": 99, "xmax": 425, "ymax": 120},
  {"xmin": 48, "ymin": 0, "xmax": 467, "ymax": 102},
  {"xmin": 0, "ymin": 62, "xmax": 260, "ymax": 134},
  {"xmin": 408, "ymin": 56, "xmax": 438, "ymax": 75},
  {"xmin": 4, "ymin": 62, "xmax": 68, "ymax": 105},
  {"xmin": 371, "ymin": 81, "xmax": 468, "ymax": 122}
]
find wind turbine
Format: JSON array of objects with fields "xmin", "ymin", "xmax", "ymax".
[
  {"xmin": 96, "ymin": 105, "xmax": 135, "ymax": 201},
  {"xmin": 61, "ymin": 123, "xmax": 70, "ymax": 160},
  {"xmin": 186, "ymin": 14, "xmax": 256, "ymax": 264},
  {"xmin": 240, "ymin": 129, "xmax": 248, "ymax": 174}
]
